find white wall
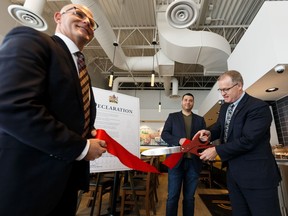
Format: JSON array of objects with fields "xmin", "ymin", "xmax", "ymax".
[
  {"xmin": 118, "ymin": 89, "xmax": 210, "ymax": 121},
  {"xmin": 199, "ymin": 1, "xmax": 288, "ymax": 117}
]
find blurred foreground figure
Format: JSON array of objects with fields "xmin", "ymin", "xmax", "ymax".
[{"xmin": 0, "ymin": 4, "xmax": 107, "ymax": 216}]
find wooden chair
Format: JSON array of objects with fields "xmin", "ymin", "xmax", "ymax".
[
  {"xmin": 120, "ymin": 156, "xmax": 158, "ymax": 216},
  {"xmin": 77, "ymin": 173, "xmax": 114, "ymax": 216},
  {"xmin": 199, "ymin": 163, "xmax": 212, "ymax": 188},
  {"xmin": 134, "ymin": 156, "xmax": 160, "ymax": 203}
]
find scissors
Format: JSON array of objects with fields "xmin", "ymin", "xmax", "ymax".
[{"xmin": 141, "ymin": 134, "xmax": 212, "ymax": 157}]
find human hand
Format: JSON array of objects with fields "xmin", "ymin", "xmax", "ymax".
[
  {"xmin": 179, "ymin": 138, "xmax": 186, "ymax": 145},
  {"xmin": 199, "ymin": 147, "xmax": 217, "ymax": 161},
  {"xmin": 91, "ymin": 129, "xmax": 97, "ymax": 137},
  {"xmin": 84, "ymin": 130, "xmax": 107, "ymax": 161},
  {"xmin": 193, "ymin": 130, "xmax": 211, "ymax": 142}
]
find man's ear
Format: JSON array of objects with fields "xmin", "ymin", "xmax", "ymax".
[{"xmin": 54, "ymin": 12, "xmax": 61, "ymax": 24}]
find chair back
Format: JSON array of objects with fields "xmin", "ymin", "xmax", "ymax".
[{"xmin": 145, "ymin": 156, "xmax": 156, "ymax": 194}]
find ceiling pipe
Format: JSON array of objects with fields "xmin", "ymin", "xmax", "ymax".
[
  {"xmin": 72, "ymin": 0, "xmax": 175, "ymax": 95},
  {"xmin": 162, "ymin": 77, "xmax": 180, "ymax": 98},
  {"xmin": 112, "ymin": 77, "xmax": 179, "ymax": 98},
  {"xmin": 71, "ymin": 0, "xmax": 175, "ymax": 94},
  {"xmin": 72, "ymin": 0, "xmax": 231, "ymax": 94},
  {"xmin": 157, "ymin": 4, "xmax": 231, "ymax": 75},
  {"xmin": 71, "ymin": 0, "xmax": 173, "ymax": 71}
]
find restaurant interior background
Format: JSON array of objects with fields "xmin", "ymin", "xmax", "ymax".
[
  {"xmin": 1, "ymin": 0, "xmax": 288, "ymax": 214},
  {"xmin": 1, "ymin": 0, "xmax": 287, "ymax": 147}
]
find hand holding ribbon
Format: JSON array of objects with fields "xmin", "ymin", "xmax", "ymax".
[{"xmin": 95, "ymin": 129, "xmax": 160, "ymax": 173}]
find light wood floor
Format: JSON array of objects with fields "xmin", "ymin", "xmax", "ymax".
[{"xmin": 76, "ymin": 172, "xmax": 228, "ymax": 216}]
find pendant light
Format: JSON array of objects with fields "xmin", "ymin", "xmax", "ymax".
[
  {"xmin": 108, "ymin": 41, "xmax": 118, "ymax": 87},
  {"xmin": 108, "ymin": 71, "xmax": 114, "ymax": 87},
  {"xmin": 158, "ymin": 89, "xmax": 162, "ymax": 112},
  {"xmin": 150, "ymin": 40, "xmax": 157, "ymax": 87}
]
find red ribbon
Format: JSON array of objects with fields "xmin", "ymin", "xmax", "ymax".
[
  {"xmin": 162, "ymin": 139, "xmax": 191, "ymax": 169},
  {"xmin": 95, "ymin": 129, "xmax": 160, "ymax": 173}
]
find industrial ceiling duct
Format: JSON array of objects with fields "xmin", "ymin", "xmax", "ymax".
[
  {"xmin": 8, "ymin": 0, "xmax": 48, "ymax": 31},
  {"xmin": 112, "ymin": 77, "xmax": 179, "ymax": 98},
  {"xmin": 158, "ymin": 5, "xmax": 231, "ymax": 75},
  {"xmin": 72, "ymin": 0, "xmax": 229, "ymax": 94},
  {"xmin": 166, "ymin": 0, "xmax": 199, "ymax": 29},
  {"xmin": 72, "ymin": 0, "xmax": 175, "ymax": 94}
]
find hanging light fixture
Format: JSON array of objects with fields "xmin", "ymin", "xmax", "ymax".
[
  {"xmin": 108, "ymin": 71, "xmax": 114, "ymax": 87},
  {"xmin": 151, "ymin": 59, "xmax": 155, "ymax": 87},
  {"xmin": 108, "ymin": 41, "xmax": 118, "ymax": 88},
  {"xmin": 151, "ymin": 40, "xmax": 157, "ymax": 87},
  {"xmin": 158, "ymin": 89, "xmax": 162, "ymax": 112},
  {"xmin": 151, "ymin": 71, "xmax": 155, "ymax": 87}
]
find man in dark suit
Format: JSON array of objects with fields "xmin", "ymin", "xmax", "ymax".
[
  {"xmin": 161, "ymin": 93, "xmax": 206, "ymax": 216},
  {"xmin": 196, "ymin": 70, "xmax": 281, "ymax": 215},
  {"xmin": 0, "ymin": 4, "xmax": 107, "ymax": 216}
]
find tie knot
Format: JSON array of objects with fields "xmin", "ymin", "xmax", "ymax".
[
  {"xmin": 228, "ymin": 104, "xmax": 235, "ymax": 113},
  {"xmin": 75, "ymin": 52, "xmax": 86, "ymax": 71},
  {"xmin": 75, "ymin": 51, "xmax": 85, "ymax": 61}
]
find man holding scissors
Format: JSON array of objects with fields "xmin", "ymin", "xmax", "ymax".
[{"xmin": 195, "ymin": 70, "xmax": 281, "ymax": 216}]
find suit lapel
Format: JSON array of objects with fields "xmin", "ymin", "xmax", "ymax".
[
  {"xmin": 227, "ymin": 94, "xmax": 249, "ymax": 140},
  {"xmin": 52, "ymin": 36, "xmax": 83, "ymax": 106}
]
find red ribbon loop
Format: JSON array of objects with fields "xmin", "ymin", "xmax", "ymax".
[{"xmin": 95, "ymin": 129, "xmax": 160, "ymax": 173}]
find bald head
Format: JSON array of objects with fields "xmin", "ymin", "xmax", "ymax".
[{"xmin": 54, "ymin": 4, "xmax": 96, "ymax": 50}]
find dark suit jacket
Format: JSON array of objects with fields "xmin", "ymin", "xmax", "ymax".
[
  {"xmin": 210, "ymin": 93, "xmax": 281, "ymax": 189},
  {"xmin": 161, "ymin": 111, "xmax": 206, "ymax": 170},
  {"xmin": 0, "ymin": 26, "xmax": 96, "ymax": 215}
]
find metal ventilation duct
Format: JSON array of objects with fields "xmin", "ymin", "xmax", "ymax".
[
  {"xmin": 71, "ymin": 0, "xmax": 174, "ymax": 73},
  {"xmin": 72, "ymin": 0, "xmax": 231, "ymax": 94},
  {"xmin": 8, "ymin": 0, "xmax": 48, "ymax": 31},
  {"xmin": 158, "ymin": 4, "xmax": 231, "ymax": 75},
  {"xmin": 166, "ymin": 0, "xmax": 200, "ymax": 29},
  {"xmin": 112, "ymin": 77, "xmax": 179, "ymax": 97},
  {"xmin": 71, "ymin": 0, "xmax": 175, "ymax": 95}
]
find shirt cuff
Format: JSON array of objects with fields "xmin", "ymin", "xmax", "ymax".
[{"xmin": 76, "ymin": 140, "xmax": 90, "ymax": 161}]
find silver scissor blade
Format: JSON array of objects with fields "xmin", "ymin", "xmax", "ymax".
[{"xmin": 141, "ymin": 146, "xmax": 181, "ymax": 156}]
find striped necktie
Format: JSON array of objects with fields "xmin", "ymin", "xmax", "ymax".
[
  {"xmin": 223, "ymin": 104, "xmax": 235, "ymax": 143},
  {"xmin": 76, "ymin": 52, "xmax": 90, "ymax": 138}
]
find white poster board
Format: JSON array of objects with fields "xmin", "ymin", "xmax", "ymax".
[{"xmin": 90, "ymin": 87, "xmax": 140, "ymax": 173}]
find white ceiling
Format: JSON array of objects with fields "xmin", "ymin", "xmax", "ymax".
[
  {"xmin": 1, "ymin": 0, "xmax": 288, "ymax": 127},
  {"xmin": 2, "ymin": 0, "xmax": 285, "ymax": 92}
]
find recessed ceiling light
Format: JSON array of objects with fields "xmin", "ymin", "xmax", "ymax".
[
  {"xmin": 218, "ymin": 100, "xmax": 223, "ymax": 105},
  {"xmin": 265, "ymin": 87, "xmax": 278, "ymax": 92}
]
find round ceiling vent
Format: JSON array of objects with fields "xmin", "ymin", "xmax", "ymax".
[
  {"xmin": 8, "ymin": 4, "xmax": 48, "ymax": 31},
  {"xmin": 166, "ymin": 0, "xmax": 199, "ymax": 29}
]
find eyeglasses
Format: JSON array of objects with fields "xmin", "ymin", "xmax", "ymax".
[
  {"xmin": 218, "ymin": 83, "xmax": 238, "ymax": 93},
  {"xmin": 61, "ymin": 6, "xmax": 99, "ymax": 31}
]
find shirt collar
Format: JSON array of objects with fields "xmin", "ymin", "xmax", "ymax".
[
  {"xmin": 55, "ymin": 33, "xmax": 79, "ymax": 55},
  {"xmin": 232, "ymin": 92, "xmax": 245, "ymax": 107}
]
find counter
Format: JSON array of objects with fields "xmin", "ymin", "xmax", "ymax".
[{"xmin": 276, "ymin": 159, "xmax": 288, "ymax": 216}]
